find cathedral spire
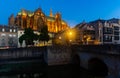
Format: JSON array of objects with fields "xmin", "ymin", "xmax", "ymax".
[{"xmin": 50, "ymin": 8, "xmax": 53, "ymax": 17}]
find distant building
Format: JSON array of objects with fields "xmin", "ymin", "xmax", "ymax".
[
  {"xmin": 0, "ymin": 25, "xmax": 18, "ymax": 48},
  {"xmin": 74, "ymin": 21, "xmax": 95, "ymax": 44},
  {"xmin": 8, "ymin": 8, "xmax": 69, "ymax": 33},
  {"xmin": 112, "ymin": 23, "xmax": 120, "ymax": 44},
  {"xmin": 75, "ymin": 18, "xmax": 120, "ymax": 45}
]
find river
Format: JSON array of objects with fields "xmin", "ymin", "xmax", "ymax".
[{"xmin": 0, "ymin": 64, "xmax": 107, "ymax": 78}]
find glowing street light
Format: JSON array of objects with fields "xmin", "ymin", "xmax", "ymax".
[
  {"xmin": 59, "ymin": 36, "xmax": 62, "ymax": 40},
  {"xmin": 69, "ymin": 32, "xmax": 72, "ymax": 36},
  {"xmin": 66, "ymin": 29, "xmax": 76, "ymax": 44}
]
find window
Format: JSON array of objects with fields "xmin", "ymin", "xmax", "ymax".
[
  {"xmin": 114, "ymin": 26, "xmax": 119, "ymax": 31},
  {"xmin": 103, "ymin": 27, "xmax": 113, "ymax": 34},
  {"xmin": 10, "ymin": 29, "xmax": 12, "ymax": 32},
  {"xmin": 13, "ymin": 35, "xmax": 16, "ymax": 37},
  {"xmin": 1, "ymin": 33, "xmax": 6, "ymax": 36},
  {"xmin": 114, "ymin": 36, "xmax": 119, "ymax": 40},
  {"xmin": 13, "ymin": 29, "xmax": 16, "ymax": 32},
  {"xmin": 2, "ymin": 28, "xmax": 5, "ymax": 32},
  {"xmin": 114, "ymin": 31, "xmax": 119, "ymax": 35},
  {"xmin": 103, "ymin": 35, "xmax": 112, "ymax": 42},
  {"xmin": 9, "ymin": 34, "xmax": 12, "ymax": 37}
]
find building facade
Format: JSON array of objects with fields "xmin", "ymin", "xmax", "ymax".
[
  {"xmin": 75, "ymin": 18, "xmax": 120, "ymax": 45},
  {"xmin": 75, "ymin": 22, "xmax": 95, "ymax": 44},
  {"xmin": 112, "ymin": 23, "xmax": 120, "ymax": 44},
  {"xmin": 8, "ymin": 8, "xmax": 69, "ymax": 33},
  {"xmin": 0, "ymin": 25, "xmax": 18, "ymax": 48}
]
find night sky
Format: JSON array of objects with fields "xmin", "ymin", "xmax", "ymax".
[{"xmin": 0, "ymin": 0, "xmax": 120, "ymax": 27}]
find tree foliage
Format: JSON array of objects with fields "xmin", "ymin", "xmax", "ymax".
[
  {"xmin": 19, "ymin": 28, "xmax": 38, "ymax": 47},
  {"xmin": 39, "ymin": 25, "xmax": 50, "ymax": 45},
  {"xmin": 19, "ymin": 25, "xmax": 50, "ymax": 47}
]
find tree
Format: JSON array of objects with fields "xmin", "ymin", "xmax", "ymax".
[
  {"xmin": 39, "ymin": 25, "xmax": 50, "ymax": 45},
  {"xmin": 19, "ymin": 35, "xmax": 24, "ymax": 47},
  {"xmin": 19, "ymin": 28, "xmax": 38, "ymax": 47}
]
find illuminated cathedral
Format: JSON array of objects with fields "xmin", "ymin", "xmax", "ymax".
[{"xmin": 8, "ymin": 8, "xmax": 69, "ymax": 33}]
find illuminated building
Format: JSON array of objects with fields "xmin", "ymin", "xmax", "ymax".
[
  {"xmin": 8, "ymin": 8, "xmax": 69, "ymax": 33},
  {"xmin": 0, "ymin": 25, "xmax": 18, "ymax": 48},
  {"xmin": 75, "ymin": 18, "xmax": 120, "ymax": 45}
]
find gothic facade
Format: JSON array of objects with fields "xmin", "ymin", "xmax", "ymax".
[{"xmin": 8, "ymin": 8, "xmax": 69, "ymax": 33}]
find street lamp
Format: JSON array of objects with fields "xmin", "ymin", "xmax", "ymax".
[{"xmin": 66, "ymin": 29, "xmax": 75, "ymax": 45}]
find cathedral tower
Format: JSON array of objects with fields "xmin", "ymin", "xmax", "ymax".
[{"xmin": 8, "ymin": 8, "xmax": 69, "ymax": 33}]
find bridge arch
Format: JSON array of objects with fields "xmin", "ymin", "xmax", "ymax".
[
  {"xmin": 71, "ymin": 54, "xmax": 80, "ymax": 66},
  {"xmin": 70, "ymin": 54, "xmax": 81, "ymax": 78},
  {"xmin": 88, "ymin": 57, "xmax": 108, "ymax": 77}
]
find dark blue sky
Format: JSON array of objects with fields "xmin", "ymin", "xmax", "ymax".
[{"xmin": 0, "ymin": 0, "xmax": 120, "ymax": 27}]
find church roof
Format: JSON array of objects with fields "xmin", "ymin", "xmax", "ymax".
[
  {"xmin": 17, "ymin": 8, "xmax": 67, "ymax": 25},
  {"xmin": 46, "ymin": 16, "xmax": 67, "ymax": 24},
  {"xmin": 18, "ymin": 9, "xmax": 34, "ymax": 16},
  {"xmin": 46, "ymin": 16, "xmax": 55, "ymax": 21}
]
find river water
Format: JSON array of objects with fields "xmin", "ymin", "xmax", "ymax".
[{"xmin": 0, "ymin": 64, "xmax": 107, "ymax": 78}]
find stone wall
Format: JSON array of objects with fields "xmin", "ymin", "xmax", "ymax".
[
  {"xmin": 0, "ymin": 47, "xmax": 46, "ymax": 60},
  {"xmin": 47, "ymin": 46, "xmax": 72, "ymax": 65},
  {"xmin": 0, "ymin": 46, "xmax": 72, "ymax": 65}
]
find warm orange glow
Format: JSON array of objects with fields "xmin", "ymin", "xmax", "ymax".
[
  {"xmin": 69, "ymin": 32, "xmax": 72, "ymax": 35},
  {"xmin": 59, "ymin": 36, "xmax": 62, "ymax": 39},
  {"xmin": 9, "ymin": 8, "xmax": 69, "ymax": 33},
  {"xmin": 22, "ymin": 13, "xmax": 27, "ymax": 16},
  {"xmin": 87, "ymin": 37, "xmax": 91, "ymax": 41},
  {"xmin": 66, "ymin": 29, "xmax": 76, "ymax": 43}
]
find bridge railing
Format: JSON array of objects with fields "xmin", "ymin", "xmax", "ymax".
[
  {"xmin": 71, "ymin": 44, "xmax": 120, "ymax": 55},
  {"xmin": 0, "ymin": 47, "xmax": 46, "ymax": 59}
]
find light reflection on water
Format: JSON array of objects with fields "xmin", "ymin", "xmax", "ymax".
[
  {"xmin": 0, "ymin": 76, "xmax": 107, "ymax": 78},
  {"xmin": 0, "ymin": 73, "xmax": 41, "ymax": 78},
  {"xmin": 0, "ymin": 75, "xmax": 107, "ymax": 78},
  {"xmin": 0, "ymin": 76, "xmax": 17, "ymax": 78},
  {"xmin": 0, "ymin": 65, "xmax": 108, "ymax": 78}
]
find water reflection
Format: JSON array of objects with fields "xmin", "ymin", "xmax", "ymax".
[
  {"xmin": 0, "ymin": 73, "xmax": 44, "ymax": 78},
  {"xmin": 0, "ymin": 65, "xmax": 107, "ymax": 78}
]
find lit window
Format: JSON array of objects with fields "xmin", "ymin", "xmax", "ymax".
[
  {"xmin": 10, "ymin": 29, "xmax": 12, "ymax": 32},
  {"xmin": 9, "ymin": 34, "xmax": 12, "ymax": 37},
  {"xmin": 2, "ymin": 28, "xmax": 5, "ymax": 32},
  {"xmin": 13, "ymin": 35, "xmax": 16, "ymax": 37},
  {"xmin": 13, "ymin": 29, "xmax": 16, "ymax": 32},
  {"xmin": 1, "ymin": 33, "xmax": 6, "ymax": 36}
]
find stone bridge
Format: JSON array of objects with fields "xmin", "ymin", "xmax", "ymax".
[
  {"xmin": 47, "ymin": 45, "xmax": 120, "ymax": 78},
  {"xmin": 0, "ymin": 45, "xmax": 120, "ymax": 78},
  {"xmin": 71, "ymin": 45, "xmax": 120, "ymax": 78},
  {"xmin": 0, "ymin": 46, "xmax": 72, "ymax": 76}
]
